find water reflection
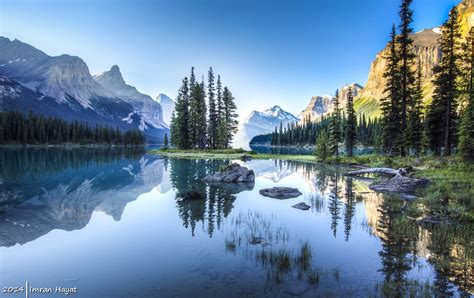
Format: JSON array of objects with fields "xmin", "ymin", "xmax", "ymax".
[
  {"xmin": 0, "ymin": 151, "xmax": 471, "ymax": 296},
  {"xmin": 169, "ymin": 158, "xmax": 254, "ymax": 237},
  {"xmin": 0, "ymin": 147, "xmax": 163, "ymax": 247}
]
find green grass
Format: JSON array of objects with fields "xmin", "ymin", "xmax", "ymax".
[{"xmin": 151, "ymin": 148, "xmax": 320, "ymax": 163}]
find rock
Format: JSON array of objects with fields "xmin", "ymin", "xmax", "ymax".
[
  {"xmin": 240, "ymin": 154, "xmax": 253, "ymax": 161},
  {"xmin": 206, "ymin": 181, "xmax": 254, "ymax": 193},
  {"xmin": 250, "ymin": 236, "xmax": 271, "ymax": 246},
  {"xmin": 417, "ymin": 214, "xmax": 452, "ymax": 227},
  {"xmin": 292, "ymin": 202, "xmax": 310, "ymax": 210},
  {"xmin": 259, "ymin": 187, "xmax": 302, "ymax": 199},
  {"xmin": 202, "ymin": 163, "xmax": 255, "ymax": 183},
  {"xmin": 369, "ymin": 175, "xmax": 430, "ymax": 194}
]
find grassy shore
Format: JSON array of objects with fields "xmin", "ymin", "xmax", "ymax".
[{"xmin": 150, "ymin": 148, "xmax": 319, "ymax": 163}]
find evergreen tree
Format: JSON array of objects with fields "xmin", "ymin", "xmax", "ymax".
[
  {"xmin": 315, "ymin": 127, "xmax": 330, "ymax": 162},
  {"xmin": 216, "ymin": 75, "xmax": 226, "ymax": 148},
  {"xmin": 170, "ymin": 77, "xmax": 190, "ymax": 149},
  {"xmin": 381, "ymin": 24, "xmax": 402, "ymax": 155},
  {"xmin": 189, "ymin": 79, "xmax": 207, "ymax": 149},
  {"xmin": 222, "ymin": 87, "xmax": 238, "ymax": 148},
  {"xmin": 426, "ymin": 7, "xmax": 461, "ymax": 156},
  {"xmin": 397, "ymin": 0, "xmax": 416, "ymax": 156},
  {"xmin": 345, "ymin": 87, "xmax": 357, "ymax": 157},
  {"xmin": 459, "ymin": 30, "xmax": 474, "ymax": 161},
  {"xmin": 329, "ymin": 89, "xmax": 342, "ymax": 159},
  {"xmin": 207, "ymin": 67, "xmax": 218, "ymax": 148},
  {"xmin": 164, "ymin": 133, "xmax": 169, "ymax": 148},
  {"xmin": 407, "ymin": 60, "xmax": 424, "ymax": 155}
]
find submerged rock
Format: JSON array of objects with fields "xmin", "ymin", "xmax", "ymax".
[
  {"xmin": 259, "ymin": 187, "xmax": 302, "ymax": 199},
  {"xmin": 369, "ymin": 175, "xmax": 430, "ymax": 194},
  {"xmin": 292, "ymin": 202, "xmax": 311, "ymax": 210},
  {"xmin": 202, "ymin": 163, "xmax": 255, "ymax": 183}
]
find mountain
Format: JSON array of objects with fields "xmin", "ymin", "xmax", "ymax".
[
  {"xmin": 298, "ymin": 83, "xmax": 363, "ymax": 122},
  {"xmin": 0, "ymin": 37, "xmax": 168, "ymax": 143},
  {"xmin": 233, "ymin": 105, "xmax": 299, "ymax": 149},
  {"xmin": 156, "ymin": 93, "xmax": 175, "ymax": 124},
  {"xmin": 93, "ymin": 65, "xmax": 167, "ymax": 131},
  {"xmin": 355, "ymin": 0, "xmax": 474, "ymax": 118}
]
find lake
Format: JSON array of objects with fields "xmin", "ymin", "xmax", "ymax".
[{"xmin": 0, "ymin": 148, "xmax": 472, "ymax": 297}]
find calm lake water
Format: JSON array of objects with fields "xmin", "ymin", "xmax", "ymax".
[{"xmin": 0, "ymin": 148, "xmax": 472, "ymax": 297}]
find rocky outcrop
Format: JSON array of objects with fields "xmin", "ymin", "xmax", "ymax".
[
  {"xmin": 346, "ymin": 167, "xmax": 429, "ymax": 195},
  {"xmin": 202, "ymin": 163, "xmax": 255, "ymax": 183},
  {"xmin": 298, "ymin": 83, "xmax": 362, "ymax": 122},
  {"xmin": 259, "ymin": 187, "xmax": 302, "ymax": 199},
  {"xmin": 355, "ymin": 0, "xmax": 474, "ymax": 118},
  {"xmin": 156, "ymin": 93, "xmax": 175, "ymax": 125},
  {"xmin": 356, "ymin": 29, "xmax": 442, "ymax": 117}
]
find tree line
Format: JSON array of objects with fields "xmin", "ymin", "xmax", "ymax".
[
  {"xmin": 270, "ymin": 87, "xmax": 378, "ymax": 158},
  {"xmin": 170, "ymin": 67, "xmax": 239, "ymax": 149},
  {"xmin": 381, "ymin": 0, "xmax": 474, "ymax": 161},
  {"xmin": 0, "ymin": 111, "xmax": 146, "ymax": 145}
]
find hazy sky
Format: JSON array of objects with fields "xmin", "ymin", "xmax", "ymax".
[{"xmin": 0, "ymin": 0, "xmax": 460, "ymax": 119}]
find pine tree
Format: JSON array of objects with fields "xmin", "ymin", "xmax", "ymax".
[
  {"xmin": 170, "ymin": 77, "xmax": 190, "ymax": 149},
  {"xmin": 407, "ymin": 60, "xmax": 424, "ymax": 155},
  {"xmin": 459, "ymin": 29, "xmax": 474, "ymax": 161},
  {"xmin": 207, "ymin": 67, "xmax": 218, "ymax": 148},
  {"xmin": 222, "ymin": 87, "xmax": 238, "ymax": 148},
  {"xmin": 397, "ymin": 0, "xmax": 416, "ymax": 156},
  {"xmin": 315, "ymin": 128, "xmax": 330, "ymax": 162},
  {"xmin": 164, "ymin": 133, "xmax": 169, "ymax": 148},
  {"xmin": 189, "ymin": 79, "xmax": 207, "ymax": 149},
  {"xmin": 216, "ymin": 75, "xmax": 226, "ymax": 148},
  {"xmin": 381, "ymin": 24, "xmax": 402, "ymax": 156},
  {"xmin": 329, "ymin": 89, "xmax": 342, "ymax": 159},
  {"xmin": 426, "ymin": 7, "xmax": 461, "ymax": 156},
  {"xmin": 345, "ymin": 87, "xmax": 357, "ymax": 157}
]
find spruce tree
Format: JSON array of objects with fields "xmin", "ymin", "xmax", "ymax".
[
  {"xmin": 315, "ymin": 128, "xmax": 330, "ymax": 162},
  {"xmin": 426, "ymin": 7, "xmax": 461, "ymax": 156},
  {"xmin": 207, "ymin": 67, "xmax": 218, "ymax": 148},
  {"xmin": 329, "ymin": 89, "xmax": 342, "ymax": 159},
  {"xmin": 345, "ymin": 87, "xmax": 357, "ymax": 157},
  {"xmin": 381, "ymin": 24, "xmax": 401, "ymax": 156},
  {"xmin": 459, "ymin": 29, "xmax": 474, "ymax": 161},
  {"xmin": 397, "ymin": 0, "xmax": 416, "ymax": 156},
  {"xmin": 170, "ymin": 77, "xmax": 190, "ymax": 149},
  {"xmin": 407, "ymin": 61, "xmax": 424, "ymax": 155},
  {"xmin": 164, "ymin": 133, "xmax": 169, "ymax": 148},
  {"xmin": 216, "ymin": 75, "xmax": 226, "ymax": 148},
  {"xmin": 222, "ymin": 87, "xmax": 238, "ymax": 148}
]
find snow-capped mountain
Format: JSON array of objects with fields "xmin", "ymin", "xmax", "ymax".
[
  {"xmin": 94, "ymin": 65, "xmax": 167, "ymax": 131},
  {"xmin": 0, "ymin": 37, "xmax": 168, "ymax": 143},
  {"xmin": 234, "ymin": 105, "xmax": 299, "ymax": 149},
  {"xmin": 298, "ymin": 83, "xmax": 363, "ymax": 122},
  {"xmin": 156, "ymin": 93, "xmax": 175, "ymax": 124}
]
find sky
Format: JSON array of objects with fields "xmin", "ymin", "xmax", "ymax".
[{"xmin": 0, "ymin": 0, "xmax": 461, "ymax": 120}]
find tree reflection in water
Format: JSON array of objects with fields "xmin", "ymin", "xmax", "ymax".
[{"xmin": 169, "ymin": 158, "xmax": 253, "ymax": 237}]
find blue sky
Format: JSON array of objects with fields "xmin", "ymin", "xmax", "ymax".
[{"xmin": 0, "ymin": 0, "xmax": 460, "ymax": 119}]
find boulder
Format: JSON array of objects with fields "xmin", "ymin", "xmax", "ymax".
[
  {"xmin": 202, "ymin": 163, "xmax": 255, "ymax": 183},
  {"xmin": 292, "ymin": 202, "xmax": 311, "ymax": 210},
  {"xmin": 259, "ymin": 187, "xmax": 302, "ymax": 199}
]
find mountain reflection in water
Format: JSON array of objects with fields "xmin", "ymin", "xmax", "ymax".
[{"xmin": 0, "ymin": 149, "xmax": 471, "ymax": 297}]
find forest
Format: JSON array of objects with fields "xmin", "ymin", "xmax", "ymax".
[
  {"xmin": 0, "ymin": 111, "xmax": 146, "ymax": 145},
  {"xmin": 270, "ymin": 1, "xmax": 474, "ymax": 163}
]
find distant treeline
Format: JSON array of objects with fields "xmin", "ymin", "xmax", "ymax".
[
  {"xmin": 266, "ymin": 114, "xmax": 381, "ymax": 147},
  {"xmin": 0, "ymin": 111, "xmax": 146, "ymax": 145}
]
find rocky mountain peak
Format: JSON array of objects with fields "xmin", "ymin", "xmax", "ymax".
[{"xmin": 94, "ymin": 64, "xmax": 127, "ymax": 88}]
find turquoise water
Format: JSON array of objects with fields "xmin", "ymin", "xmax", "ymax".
[{"xmin": 0, "ymin": 148, "xmax": 471, "ymax": 297}]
